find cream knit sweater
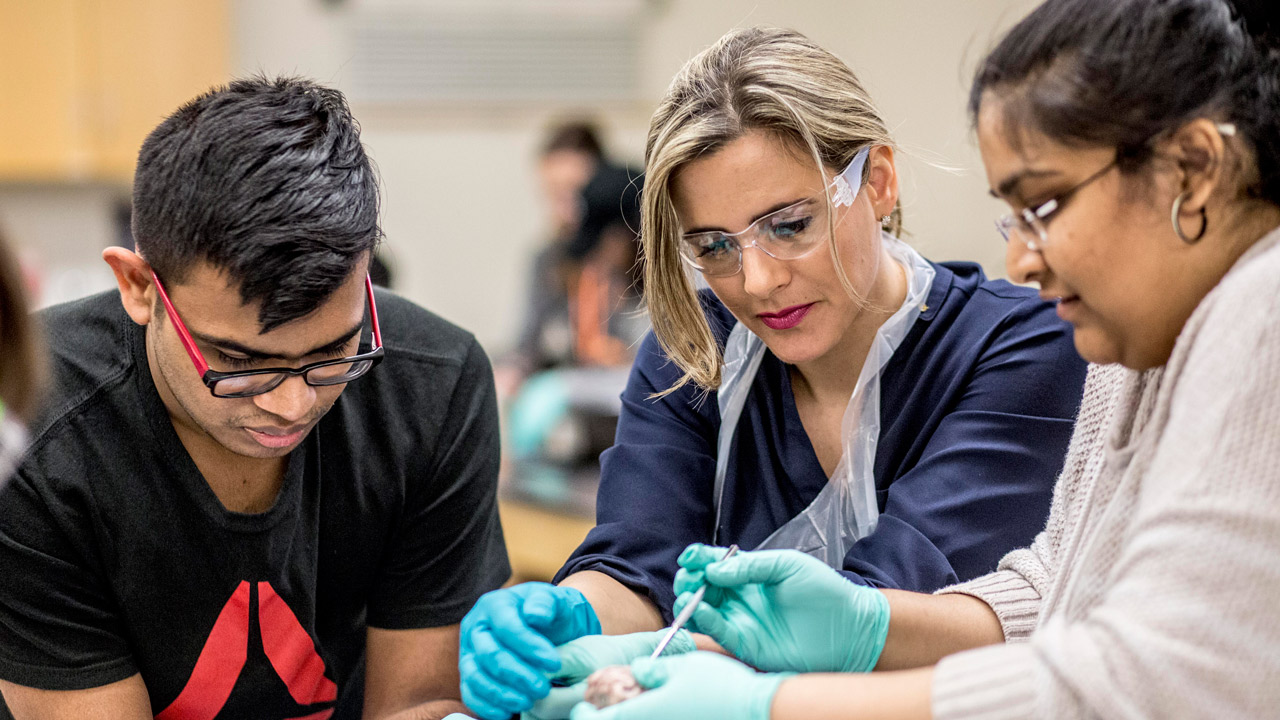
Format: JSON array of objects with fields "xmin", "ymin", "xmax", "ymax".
[{"xmin": 931, "ymin": 226, "xmax": 1280, "ymax": 719}]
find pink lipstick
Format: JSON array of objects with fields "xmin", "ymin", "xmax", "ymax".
[{"xmin": 757, "ymin": 303, "xmax": 815, "ymax": 330}]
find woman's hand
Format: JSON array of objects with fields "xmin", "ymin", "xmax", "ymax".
[
  {"xmin": 674, "ymin": 545, "xmax": 890, "ymax": 673},
  {"xmin": 555, "ymin": 629, "xmax": 697, "ymax": 683},
  {"xmin": 522, "ymin": 630, "xmax": 697, "ymax": 720},
  {"xmin": 567, "ymin": 652, "xmax": 788, "ymax": 720}
]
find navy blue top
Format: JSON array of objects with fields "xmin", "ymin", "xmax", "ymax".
[{"xmin": 554, "ymin": 260, "xmax": 1088, "ymax": 619}]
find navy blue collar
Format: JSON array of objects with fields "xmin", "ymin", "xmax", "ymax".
[{"xmin": 917, "ymin": 260, "xmax": 953, "ymax": 322}]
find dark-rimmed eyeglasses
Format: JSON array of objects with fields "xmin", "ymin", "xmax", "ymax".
[{"xmin": 151, "ymin": 271, "xmax": 384, "ymax": 398}]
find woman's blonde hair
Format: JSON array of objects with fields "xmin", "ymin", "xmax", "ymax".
[
  {"xmin": 642, "ymin": 26, "xmax": 900, "ymax": 395},
  {"xmin": 0, "ymin": 231, "xmax": 42, "ymax": 421}
]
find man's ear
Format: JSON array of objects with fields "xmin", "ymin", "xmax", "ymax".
[
  {"xmin": 862, "ymin": 144, "xmax": 900, "ymax": 220},
  {"xmin": 102, "ymin": 247, "xmax": 155, "ymax": 326}
]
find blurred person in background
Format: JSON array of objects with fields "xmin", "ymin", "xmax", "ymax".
[
  {"xmin": 499, "ymin": 122, "xmax": 647, "ymax": 472},
  {"xmin": 0, "ymin": 229, "xmax": 41, "ymax": 486},
  {"xmin": 499, "ymin": 121, "xmax": 607, "ymax": 391},
  {"xmin": 458, "ymin": 26, "xmax": 1090, "ymax": 719},
  {"xmin": 499, "ymin": 121, "xmax": 646, "ymax": 390},
  {"xmin": 0, "ymin": 77, "xmax": 508, "ymax": 720}
]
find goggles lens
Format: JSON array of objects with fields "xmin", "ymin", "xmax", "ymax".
[
  {"xmin": 680, "ymin": 198, "xmax": 830, "ymax": 276},
  {"xmin": 677, "ymin": 146, "xmax": 870, "ymax": 277}
]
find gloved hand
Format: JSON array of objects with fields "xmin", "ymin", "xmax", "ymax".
[
  {"xmin": 523, "ymin": 681, "xmax": 589, "ymax": 720},
  {"xmin": 557, "ymin": 629, "xmax": 696, "ymax": 682},
  {"xmin": 523, "ymin": 630, "xmax": 697, "ymax": 720},
  {"xmin": 673, "ymin": 544, "xmax": 890, "ymax": 674},
  {"xmin": 460, "ymin": 583, "xmax": 602, "ymax": 719},
  {"xmin": 566, "ymin": 652, "xmax": 789, "ymax": 720}
]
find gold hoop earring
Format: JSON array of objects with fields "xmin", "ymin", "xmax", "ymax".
[{"xmin": 1171, "ymin": 192, "xmax": 1207, "ymax": 244}]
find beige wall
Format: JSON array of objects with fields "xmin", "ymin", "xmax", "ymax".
[
  {"xmin": 235, "ymin": 0, "xmax": 1038, "ymax": 351},
  {"xmin": 3, "ymin": 0, "xmax": 1041, "ymax": 350},
  {"xmin": 0, "ymin": 184, "xmax": 123, "ymax": 306},
  {"xmin": 638, "ymin": 0, "xmax": 1040, "ymax": 267}
]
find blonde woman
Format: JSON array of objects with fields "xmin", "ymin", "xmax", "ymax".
[{"xmin": 460, "ymin": 27, "xmax": 1087, "ymax": 719}]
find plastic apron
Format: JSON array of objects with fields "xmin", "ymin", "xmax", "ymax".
[{"xmin": 710, "ymin": 233, "xmax": 935, "ymax": 569}]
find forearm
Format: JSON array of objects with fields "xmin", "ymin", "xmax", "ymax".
[
  {"xmin": 0, "ymin": 676, "xmax": 153, "ymax": 720},
  {"xmin": 770, "ymin": 668, "xmax": 935, "ymax": 720},
  {"xmin": 875, "ymin": 591, "xmax": 1003, "ymax": 671},
  {"xmin": 559, "ymin": 570, "xmax": 664, "ymax": 634},
  {"xmin": 376, "ymin": 698, "xmax": 470, "ymax": 720},
  {"xmin": 365, "ymin": 625, "xmax": 471, "ymax": 720}
]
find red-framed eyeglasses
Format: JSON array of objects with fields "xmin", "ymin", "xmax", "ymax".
[{"xmin": 150, "ymin": 270, "xmax": 385, "ymax": 398}]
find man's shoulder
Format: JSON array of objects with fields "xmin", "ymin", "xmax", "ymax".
[
  {"xmin": 341, "ymin": 289, "xmax": 493, "ymax": 427},
  {"xmin": 373, "ymin": 288, "xmax": 482, "ymax": 370},
  {"xmin": 31, "ymin": 292, "xmax": 139, "ymax": 438},
  {"xmin": 40, "ymin": 290, "xmax": 132, "ymax": 353}
]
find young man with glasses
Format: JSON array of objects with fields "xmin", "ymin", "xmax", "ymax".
[{"xmin": 0, "ymin": 77, "xmax": 508, "ymax": 720}]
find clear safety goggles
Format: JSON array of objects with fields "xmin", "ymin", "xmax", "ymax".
[{"xmin": 679, "ymin": 146, "xmax": 871, "ymax": 277}]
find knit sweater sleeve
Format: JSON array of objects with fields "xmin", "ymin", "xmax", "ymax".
[
  {"xmin": 934, "ymin": 363, "xmax": 1130, "ymax": 642},
  {"xmin": 932, "ymin": 240, "xmax": 1280, "ymax": 719}
]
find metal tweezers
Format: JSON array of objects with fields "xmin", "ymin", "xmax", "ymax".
[{"xmin": 649, "ymin": 544, "xmax": 740, "ymax": 659}]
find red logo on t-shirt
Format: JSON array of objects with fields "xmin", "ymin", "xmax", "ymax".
[{"xmin": 155, "ymin": 581, "xmax": 338, "ymax": 720}]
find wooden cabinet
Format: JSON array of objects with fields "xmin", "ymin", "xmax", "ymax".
[
  {"xmin": 499, "ymin": 500, "xmax": 595, "ymax": 583},
  {"xmin": 0, "ymin": 0, "xmax": 228, "ymax": 183}
]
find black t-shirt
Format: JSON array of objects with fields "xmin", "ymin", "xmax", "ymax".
[{"xmin": 0, "ymin": 289, "xmax": 510, "ymax": 719}]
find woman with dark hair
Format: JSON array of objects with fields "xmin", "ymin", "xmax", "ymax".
[
  {"xmin": 549, "ymin": 0, "xmax": 1280, "ymax": 718},
  {"xmin": 0, "ymin": 231, "xmax": 41, "ymax": 484}
]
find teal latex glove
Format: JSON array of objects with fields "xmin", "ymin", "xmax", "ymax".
[
  {"xmin": 557, "ymin": 629, "xmax": 696, "ymax": 682},
  {"xmin": 523, "ymin": 682, "xmax": 588, "ymax": 720},
  {"xmin": 460, "ymin": 583, "xmax": 601, "ymax": 719},
  {"xmin": 673, "ymin": 544, "xmax": 890, "ymax": 673},
  {"xmin": 567, "ymin": 652, "xmax": 789, "ymax": 720},
  {"xmin": 523, "ymin": 630, "xmax": 696, "ymax": 720}
]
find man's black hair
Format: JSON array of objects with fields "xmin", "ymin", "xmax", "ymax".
[{"xmin": 132, "ymin": 76, "xmax": 381, "ymax": 332}]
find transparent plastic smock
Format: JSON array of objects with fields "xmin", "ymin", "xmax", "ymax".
[{"xmin": 711, "ymin": 233, "xmax": 935, "ymax": 569}]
